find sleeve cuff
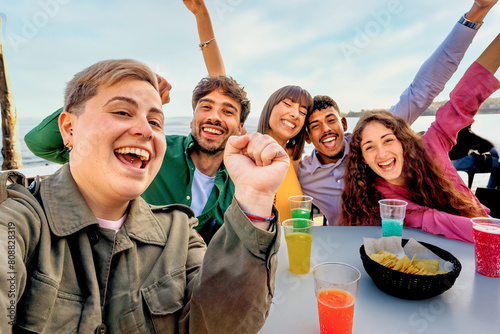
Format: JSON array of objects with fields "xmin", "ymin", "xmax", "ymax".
[{"xmin": 225, "ymin": 198, "xmax": 279, "ymax": 259}]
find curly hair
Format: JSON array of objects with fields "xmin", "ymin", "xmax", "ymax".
[
  {"xmin": 257, "ymin": 85, "xmax": 313, "ymax": 160},
  {"xmin": 312, "ymin": 95, "xmax": 340, "ymax": 114},
  {"xmin": 342, "ymin": 110, "xmax": 487, "ymax": 226}
]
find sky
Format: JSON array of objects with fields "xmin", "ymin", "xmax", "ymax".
[{"xmin": 1, "ymin": 0, "xmax": 500, "ymax": 123}]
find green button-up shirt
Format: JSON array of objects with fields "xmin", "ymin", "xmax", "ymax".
[{"xmin": 25, "ymin": 109, "xmax": 235, "ymax": 244}]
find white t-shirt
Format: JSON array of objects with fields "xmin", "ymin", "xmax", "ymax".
[
  {"xmin": 97, "ymin": 213, "xmax": 128, "ymax": 233},
  {"xmin": 191, "ymin": 168, "xmax": 216, "ymax": 217}
]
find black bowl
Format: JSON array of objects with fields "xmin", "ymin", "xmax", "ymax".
[{"xmin": 359, "ymin": 239, "xmax": 462, "ymax": 300}]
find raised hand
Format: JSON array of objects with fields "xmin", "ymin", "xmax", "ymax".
[
  {"xmin": 224, "ymin": 132, "xmax": 289, "ymax": 223},
  {"xmin": 475, "ymin": 0, "xmax": 498, "ymax": 8},
  {"xmin": 156, "ymin": 74, "xmax": 172, "ymax": 104},
  {"xmin": 182, "ymin": 0, "xmax": 225, "ymax": 76},
  {"xmin": 183, "ymin": 0, "xmax": 205, "ymax": 15},
  {"xmin": 466, "ymin": 0, "xmax": 498, "ymax": 22}
]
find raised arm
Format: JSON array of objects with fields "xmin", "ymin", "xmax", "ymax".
[
  {"xmin": 183, "ymin": 0, "xmax": 226, "ymax": 76},
  {"xmin": 179, "ymin": 133, "xmax": 286, "ymax": 332},
  {"xmin": 390, "ymin": 0, "xmax": 498, "ymax": 125},
  {"xmin": 476, "ymin": 33, "xmax": 500, "ymax": 74},
  {"xmin": 24, "ymin": 108, "xmax": 67, "ymax": 164},
  {"xmin": 427, "ymin": 33, "xmax": 500, "ymax": 155},
  {"xmin": 224, "ymin": 132, "xmax": 289, "ymax": 230}
]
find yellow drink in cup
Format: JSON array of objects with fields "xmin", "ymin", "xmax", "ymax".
[
  {"xmin": 285, "ymin": 233, "xmax": 313, "ymax": 274},
  {"xmin": 283, "ymin": 218, "xmax": 314, "ymax": 274}
]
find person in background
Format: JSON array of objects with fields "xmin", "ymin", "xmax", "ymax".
[
  {"xmin": 24, "ymin": 0, "xmax": 251, "ymax": 244},
  {"xmin": 1, "ymin": 58, "xmax": 287, "ymax": 333},
  {"xmin": 342, "ymin": 32, "xmax": 500, "ymax": 242},
  {"xmin": 299, "ymin": 0, "xmax": 498, "ymax": 225},
  {"xmin": 450, "ymin": 124, "xmax": 499, "ymax": 188}
]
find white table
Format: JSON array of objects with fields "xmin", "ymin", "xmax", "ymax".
[{"xmin": 259, "ymin": 226, "xmax": 499, "ymax": 333}]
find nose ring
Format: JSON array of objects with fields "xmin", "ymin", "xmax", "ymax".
[{"xmin": 142, "ymin": 135, "xmax": 152, "ymax": 141}]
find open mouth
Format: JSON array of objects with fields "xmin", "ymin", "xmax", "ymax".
[
  {"xmin": 114, "ymin": 147, "xmax": 150, "ymax": 169},
  {"xmin": 321, "ymin": 134, "xmax": 338, "ymax": 148},
  {"xmin": 378, "ymin": 158, "xmax": 396, "ymax": 171},
  {"xmin": 202, "ymin": 126, "xmax": 223, "ymax": 136}
]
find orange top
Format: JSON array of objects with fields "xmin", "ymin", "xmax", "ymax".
[{"xmin": 274, "ymin": 156, "xmax": 302, "ymax": 222}]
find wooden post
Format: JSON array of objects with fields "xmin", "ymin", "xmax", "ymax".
[{"xmin": 0, "ymin": 17, "xmax": 24, "ymax": 170}]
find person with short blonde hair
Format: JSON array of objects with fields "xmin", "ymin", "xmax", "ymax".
[{"xmin": 1, "ymin": 58, "xmax": 287, "ymax": 333}]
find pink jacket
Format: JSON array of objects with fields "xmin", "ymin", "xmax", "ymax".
[{"xmin": 376, "ymin": 62, "xmax": 500, "ymax": 243}]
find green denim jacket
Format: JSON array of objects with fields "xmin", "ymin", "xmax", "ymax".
[{"xmin": 0, "ymin": 165, "xmax": 279, "ymax": 333}]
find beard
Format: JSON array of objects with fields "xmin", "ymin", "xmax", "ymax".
[
  {"xmin": 325, "ymin": 149, "xmax": 345, "ymax": 161},
  {"xmin": 191, "ymin": 133, "xmax": 226, "ymax": 155},
  {"xmin": 316, "ymin": 147, "xmax": 345, "ymax": 164}
]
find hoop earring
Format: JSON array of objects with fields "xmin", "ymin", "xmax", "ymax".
[{"xmin": 64, "ymin": 142, "xmax": 73, "ymax": 153}]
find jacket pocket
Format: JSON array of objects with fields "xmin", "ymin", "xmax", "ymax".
[
  {"xmin": 15, "ymin": 271, "xmax": 85, "ymax": 334},
  {"xmin": 141, "ymin": 267, "xmax": 186, "ymax": 332}
]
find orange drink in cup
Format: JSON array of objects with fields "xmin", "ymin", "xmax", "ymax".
[{"xmin": 313, "ymin": 263, "xmax": 361, "ymax": 334}]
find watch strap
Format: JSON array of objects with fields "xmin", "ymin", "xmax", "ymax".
[{"xmin": 458, "ymin": 14, "xmax": 483, "ymax": 30}]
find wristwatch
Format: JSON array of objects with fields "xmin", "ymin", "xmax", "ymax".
[{"xmin": 459, "ymin": 14, "xmax": 483, "ymax": 30}]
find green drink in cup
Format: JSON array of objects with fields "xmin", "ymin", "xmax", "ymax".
[
  {"xmin": 289, "ymin": 195, "xmax": 313, "ymax": 227},
  {"xmin": 291, "ymin": 208, "xmax": 311, "ymax": 219}
]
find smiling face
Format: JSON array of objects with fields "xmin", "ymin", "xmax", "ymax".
[
  {"xmin": 306, "ymin": 106, "xmax": 347, "ymax": 164},
  {"xmin": 61, "ymin": 79, "xmax": 166, "ymax": 215},
  {"xmin": 360, "ymin": 121, "xmax": 405, "ymax": 186},
  {"xmin": 190, "ymin": 89, "xmax": 243, "ymax": 154},
  {"xmin": 267, "ymin": 98, "xmax": 308, "ymax": 147}
]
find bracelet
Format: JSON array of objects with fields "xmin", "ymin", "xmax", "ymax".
[
  {"xmin": 243, "ymin": 210, "xmax": 275, "ymax": 222},
  {"xmin": 199, "ymin": 38, "xmax": 215, "ymax": 49},
  {"xmin": 458, "ymin": 14, "xmax": 483, "ymax": 30}
]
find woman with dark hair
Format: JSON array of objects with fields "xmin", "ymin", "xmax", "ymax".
[
  {"xmin": 257, "ymin": 85, "xmax": 313, "ymax": 220},
  {"xmin": 342, "ymin": 33, "xmax": 500, "ymax": 242}
]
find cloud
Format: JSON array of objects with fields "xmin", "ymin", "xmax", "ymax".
[{"xmin": 2, "ymin": 0, "xmax": 500, "ymax": 121}]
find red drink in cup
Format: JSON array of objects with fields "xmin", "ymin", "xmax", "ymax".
[
  {"xmin": 313, "ymin": 263, "xmax": 360, "ymax": 334},
  {"xmin": 472, "ymin": 218, "xmax": 500, "ymax": 278},
  {"xmin": 317, "ymin": 289, "xmax": 355, "ymax": 334}
]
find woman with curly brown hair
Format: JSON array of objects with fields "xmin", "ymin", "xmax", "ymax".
[{"xmin": 342, "ymin": 33, "xmax": 500, "ymax": 242}]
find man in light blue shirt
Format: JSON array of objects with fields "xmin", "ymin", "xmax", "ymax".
[{"xmin": 298, "ymin": 3, "xmax": 496, "ymax": 225}]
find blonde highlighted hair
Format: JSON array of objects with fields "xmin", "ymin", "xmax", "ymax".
[{"xmin": 64, "ymin": 59, "xmax": 159, "ymax": 115}]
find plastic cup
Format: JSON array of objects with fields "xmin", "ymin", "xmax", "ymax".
[
  {"xmin": 471, "ymin": 217, "xmax": 500, "ymax": 278},
  {"xmin": 378, "ymin": 199, "xmax": 408, "ymax": 237},
  {"xmin": 289, "ymin": 195, "xmax": 313, "ymax": 224},
  {"xmin": 312, "ymin": 263, "xmax": 361, "ymax": 334},
  {"xmin": 283, "ymin": 218, "xmax": 314, "ymax": 274}
]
